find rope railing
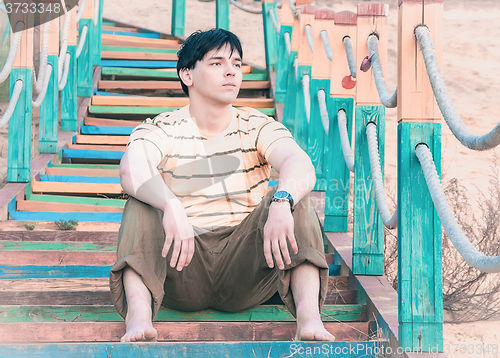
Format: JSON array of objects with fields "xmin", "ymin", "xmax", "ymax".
[
  {"xmin": 302, "ymin": 74, "xmax": 310, "ymax": 124},
  {"xmin": 416, "ymin": 144, "xmax": 500, "ymax": 273},
  {"xmin": 415, "ymin": 25, "xmax": 500, "ymax": 151},
  {"xmin": 284, "ymin": 31, "xmax": 291, "ymax": 56},
  {"xmin": 288, "ymin": 0, "xmax": 296, "ymax": 16},
  {"xmin": 304, "ymin": 24, "xmax": 313, "ymax": 53},
  {"xmin": 338, "ymin": 109, "xmax": 355, "ymax": 172},
  {"xmin": 367, "ymin": 34, "xmax": 397, "ymax": 108},
  {"xmin": 320, "ymin": 30, "xmax": 332, "ymax": 61},
  {"xmin": 366, "ymin": 123, "xmax": 398, "ymax": 229},
  {"xmin": 33, "ymin": 15, "xmax": 51, "ymax": 94},
  {"xmin": 0, "ymin": 80, "xmax": 23, "ymax": 129},
  {"xmin": 269, "ymin": 8, "xmax": 280, "ymax": 35},
  {"xmin": 76, "ymin": 0, "xmax": 87, "ymax": 22},
  {"xmin": 32, "ymin": 64, "xmax": 52, "ymax": 107},
  {"xmin": 76, "ymin": 25, "xmax": 89, "ymax": 59},
  {"xmin": 0, "ymin": 22, "xmax": 24, "ymax": 84},
  {"xmin": 58, "ymin": 52, "xmax": 71, "ymax": 91},
  {"xmin": 317, "ymin": 89, "xmax": 330, "ymax": 135},
  {"xmin": 343, "ymin": 36, "xmax": 356, "ymax": 78},
  {"xmin": 229, "ymin": 0, "xmax": 262, "ymax": 14},
  {"xmin": 94, "ymin": 0, "xmax": 100, "ymax": 25}
]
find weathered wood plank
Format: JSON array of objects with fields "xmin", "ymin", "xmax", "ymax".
[
  {"xmin": 100, "ymin": 59, "xmax": 177, "ymax": 68},
  {"xmin": 101, "ymin": 51, "xmax": 179, "ymax": 61},
  {"xmin": 80, "ymin": 126, "xmax": 133, "ymax": 135},
  {"xmin": 61, "ymin": 148, "xmax": 125, "ymax": 160},
  {"xmin": 97, "ymin": 80, "xmax": 270, "ymax": 90},
  {"xmin": 0, "ymin": 322, "xmax": 371, "ymax": 343},
  {"xmin": 0, "ymin": 278, "xmax": 109, "ymax": 291},
  {"xmin": 75, "ymin": 135, "xmax": 129, "ymax": 146},
  {"xmin": 0, "ymin": 265, "xmax": 112, "ymax": 279},
  {"xmin": 0, "ymin": 242, "xmax": 116, "ymax": 251},
  {"xmin": 0, "ymin": 305, "xmax": 366, "ymax": 322},
  {"xmin": 101, "ymin": 30, "xmax": 161, "ymax": 39},
  {"xmin": 16, "ymin": 200, "xmax": 123, "ymax": 213},
  {"xmin": 91, "ymin": 96, "xmax": 274, "ymax": 108},
  {"xmin": 0, "ymin": 251, "xmax": 115, "ymax": 266},
  {"xmin": 0, "ymin": 231, "xmax": 118, "ymax": 243},
  {"xmin": 45, "ymin": 166, "xmax": 121, "ymax": 177},
  {"xmin": 25, "ymin": 193, "xmax": 124, "ymax": 207},
  {"xmin": 101, "ymin": 25, "xmax": 140, "ymax": 33},
  {"xmin": 101, "ymin": 33, "xmax": 179, "ymax": 46},
  {"xmin": 31, "ymin": 181, "xmax": 123, "ymax": 195},
  {"xmin": 8, "ymin": 211, "xmax": 122, "ymax": 223},
  {"xmin": 66, "ymin": 144, "xmax": 127, "ymax": 152},
  {"xmin": 0, "ymin": 291, "xmax": 112, "ymax": 305},
  {"xmin": 88, "ymin": 105, "xmax": 275, "ymax": 116},
  {"xmin": 84, "ymin": 116, "xmax": 141, "ymax": 127},
  {"xmin": 101, "ymin": 45, "xmax": 178, "ymax": 53}
]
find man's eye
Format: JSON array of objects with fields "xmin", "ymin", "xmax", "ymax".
[{"xmin": 234, "ymin": 63, "xmax": 241, "ymax": 68}]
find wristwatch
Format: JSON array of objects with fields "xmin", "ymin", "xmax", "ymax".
[{"xmin": 271, "ymin": 190, "xmax": 294, "ymax": 212}]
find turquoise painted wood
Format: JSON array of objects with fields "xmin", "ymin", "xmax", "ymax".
[
  {"xmin": 80, "ymin": 126, "xmax": 133, "ymax": 135},
  {"xmin": 61, "ymin": 45, "xmax": 78, "ymax": 131},
  {"xmin": 282, "ymin": 51, "xmax": 297, "ymax": 134},
  {"xmin": 0, "ymin": 342, "xmax": 384, "ymax": 358},
  {"xmin": 8, "ymin": 211, "xmax": 122, "ymax": 222},
  {"xmin": 62, "ymin": 149, "xmax": 125, "ymax": 160},
  {"xmin": 0, "ymin": 265, "xmax": 112, "ymax": 279},
  {"xmin": 96, "ymin": 0, "xmax": 104, "ymax": 66},
  {"xmin": 352, "ymin": 106, "xmax": 386, "ymax": 275},
  {"xmin": 275, "ymin": 25, "xmax": 292, "ymax": 103},
  {"xmin": 100, "ymin": 60, "xmax": 177, "ymax": 68},
  {"xmin": 39, "ymin": 55, "xmax": 58, "ymax": 153},
  {"xmin": 323, "ymin": 98, "xmax": 354, "ymax": 232},
  {"xmin": 77, "ymin": 18, "xmax": 94, "ymax": 97},
  {"xmin": 101, "ymin": 30, "xmax": 161, "ymax": 39},
  {"xmin": 309, "ymin": 79, "xmax": 330, "ymax": 191},
  {"xmin": 397, "ymin": 122, "xmax": 443, "ymax": 351},
  {"xmin": 294, "ymin": 65, "xmax": 311, "ymax": 152},
  {"xmin": 262, "ymin": 2, "xmax": 279, "ymax": 72},
  {"xmin": 171, "ymin": 0, "xmax": 186, "ymax": 36},
  {"xmin": 38, "ymin": 175, "xmax": 121, "ymax": 184},
  {"xmin": 7, "ymin": 68, "xmax": 32, "ymax": 183},
  {"xmin": 216, "ymin": 0, "xmax": 230, "ymax": 30}
]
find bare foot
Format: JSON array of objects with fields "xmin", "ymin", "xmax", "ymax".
[
  {"xmin": 295, "ymin": 316, "xmax": 336, "ymax": 341},
  {"xmin": 121, "ymin": 305, "xmax": 158, "ymax": 342}
]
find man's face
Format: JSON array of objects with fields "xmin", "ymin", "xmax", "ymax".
[{"xmin": 184, "ymin": 45, "xmax": 243, "ymax": 105}]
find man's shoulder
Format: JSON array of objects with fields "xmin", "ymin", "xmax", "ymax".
[
  {"xmin": 235, "ymin": 106, "xmax": 275, "ymax": 126},
  {"xmin": 148, "ymin": 106, "xmax": 190, "ymax": 127}
]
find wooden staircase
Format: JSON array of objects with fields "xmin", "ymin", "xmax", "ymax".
[{"xmin": 0, "ymin": 21, "xmax": 389, "ymax": 357}]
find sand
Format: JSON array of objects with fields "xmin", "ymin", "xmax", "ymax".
[{"xmin": 1, "ymin": 0, "xmax": 499, "ymax": 354}]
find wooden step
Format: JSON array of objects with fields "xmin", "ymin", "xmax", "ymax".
[
  {"xmin": 101, "ymin": 34, "xmax": 180, "ymax": 50},
  {"xmin": 15, "ymin": 200, "xmax": 122, "ymax": 213},
  {"xmin": 88, "ymin": 105, "xmax": 275, "ymax": 116},
  {"xmin": 100, "ymin": 60, "xmax": 177, "ymax": 69},
  {"xmin": 102, "ymin": 30, "xmax": 161, "ymax": 39},
  {"xmin": 66, "ymin": 144, "xmax": 127, "ymax": 152},
  {"xmin": 101, "ymin": 50, "xmax": 178, "ymax": 61},
  {"xmin": 98, "ymin": 80, "xmax": 270, "ymax": 90},
  {"xmin": 31, "ymin": 180, "xmax": 123, "ymax": 195},
  {"xmin": 61, "ymin": 148, "xmax": 125, "ymax": 161},
  {"xmin": 84, "ymin": 116, "xmax": 141, "ymax": 127},
  {"xmin": 91, "ymin": 96, "xmax": 274, "ymax": 108},
  {"xmin": 102, "ymin": 25, "xmax": 140, "ymax": 33},
  {"xmin": 45, "ymin": 166, "xmax": 121, "ymax": 177},
  {"xmin": 0, "ymin": 322, "xmax": 374, "ymax": 343}
]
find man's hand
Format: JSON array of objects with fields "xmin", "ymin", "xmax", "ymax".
[
  {"xmin": 263, "ymin": 201, "xmax": 299, "ymax": 270},
  {"xmin": 161, "ymin": 199, "xmax": 195, "ymax": 271}
]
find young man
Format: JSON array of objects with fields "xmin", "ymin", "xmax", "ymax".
[{"xmin": 110, "ymin": 28, "xmax": 334, "ymax": 343}]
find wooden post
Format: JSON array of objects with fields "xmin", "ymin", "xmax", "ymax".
[
  {"xmin": 397, "ymin": 0, "xmax": 443, "ymax": 352},
  {"xmin": 216, "ymin": 0, "xmax": 230, "ymax": 30},
  {"xmin": 293, "ymin": 5, "xmax": 316, "ymax": 152},
  {"xmin": 77, "ymin": 0, "xmax": 94, "ymax": 97},
  {"xmin": 7, "ymin": 10, "xmax": 34, "ymax": 183},
  {"xmin": 39, "ymin": 12, "xmax": 59, "ymax": 153},
  {"xmin": 171, "ymin": 0, "xmax": 186, "ymax": 36},
  {"xmin": 61, "ymin": 5, "xmax": 78, "ymax": 131},
  {"xmin": 274, "ymin": 0, "xmax": 294, "ymax": 103},
  {"xmin": 91, "ymin": 0, "xmax": 104, "ymax": 66},
  {"xmin": 308, "ymin": 9, "xmax": 335, "ymax": 191},
  {"xmin": 351, "ymin": 3, "xmax": 389, "ymax": 275},
  {"xmin": 261, "ymin": 0, "xmax": 278, "ymax": 72},
  {"xmin": 323, "ymin": 11, "xmax": 356, "ymax": 232}
]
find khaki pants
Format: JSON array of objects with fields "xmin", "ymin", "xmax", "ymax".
[{"xmin": 109, "ymin": 188, "xmax": 329, "ymax": 319}]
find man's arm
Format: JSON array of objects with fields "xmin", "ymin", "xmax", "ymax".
[
  {"xmin": 263, "ymin": 140, "xmax": 316, "ymax": 270},
  {"xmin": 120, "ymin": 142, "xmax": 195, "ymax": 271}
]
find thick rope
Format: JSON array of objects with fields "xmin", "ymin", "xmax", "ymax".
[
  {"xmin": 58, "ymin": 7, "xmax": 71, "ymax": 82},
  {"xmin": 415, "ymin": 144, "xmax": 500, "ymax": 273},
  {"xmin": 58, "ymin": 52, "xmax": 71, "ymax": 91},
  {"xmin": 304, "ymin": 25, "xmax": 313, "ymax": 53},
  {"xmin": 317, "ymin": 89, "xmax": 330, "ymax": 135},
  {"xmin": 415, "ymin": 26, "xmax": 500, "ymax": 151},
  {"xmin": 94, "ymin": 0, "xmax": 100, "ymax": 26},
  {"xmin": 32, "ymin": 64, "xmax": 52, "ymax": 107},
  {"xmin": 76, "ymin": 0, "xmax": 87, "ymax": 22},
  {"xmin": 289, "ymin": 0, "xmax": 296, "ymax": 16},
  {"xmin": 33, "ymin": 15, "xmax": 52, "ymax": 94},
  {"xmin": 366, "ymin": 123, "xmax": 397, "ymax": 229},
  {"xmin": 274, "ymin": 0, "xmax": 281, "ymax": 9},
  {"xmin": 0, "ymin": 80, "xmax": 23, "ymax": 129},
  {"xmin": 367, "ymin": 35, "xmax": 397, "ymax": 108},
  {"xmin": 343, "ymin": 36, "xmax": 356, "ymax": 78},
  {"xmin": 284, "ymin": 31, "xmax": 291, "ymax": 56},
  {"xmin": 338, "ymin": 109, "xmax": 354, "ymax": 172},
  {"xmin": 302, "ymin": 74, "xmax": 310, "ymax": 124},
  {"xmin": 269, "ymin": 8, "xmax": 280, "ymax": 35},
  {"xmin": 320, "ymin": 30, "xmax": 332, "ymax": 61},
  {"xmin": 76, "ymin": 25, "xmax": 89, "ymax": 59},
  {"xmin": 0, "ymin": 22, "xmax": 24, "ymax": 84},
  {"xmin": 229, "ymin": 0, "xmax": 262, "ymax": 14},
  {"xmin": 293, "ymin": 57, "xmax": 298, "ymax": 81}
]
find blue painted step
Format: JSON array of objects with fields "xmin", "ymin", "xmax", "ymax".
[
  {"xmin": 100, "ymin": 60, "xmax": 177, "ymax": 68},
  {"xmin": 62, "ymin": 149, "xmax": 125, "ymax": 161},
  {"xmin": 0, "ymin": 265, "xmax": 112, "ymax": 279},
  {"xmin": 80, "ymin": 125, "xmax": 133, "ymax": 135},
  {"xmin": 102, "ymin": 30, "xmax": 161, "ymax": 39},
  {"xmin": 38, "ymin": 175, "xmax": 121, "ymax": 184},
  {"xmin": 8, "ymin": 211, "xmax": 122, "ymax": 223}
]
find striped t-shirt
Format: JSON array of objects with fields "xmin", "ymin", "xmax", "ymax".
[{"xmin": 127, "ymin": 105, "xmax": 295, "ymax": 229}]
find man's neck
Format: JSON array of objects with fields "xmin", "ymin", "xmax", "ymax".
[{"xmin": 188, "ymin": 97, "xmax": 234, "ymax": 136}]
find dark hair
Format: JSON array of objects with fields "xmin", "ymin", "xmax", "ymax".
[{"xmin": 176, "ymin": 29, "xmax": 243, "ymax": 96}]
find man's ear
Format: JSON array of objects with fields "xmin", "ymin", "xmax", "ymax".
[{"xmin": 179, "ymin": 68, "xmax": 193, "ymax": 87}]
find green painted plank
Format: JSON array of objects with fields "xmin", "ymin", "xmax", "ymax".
[
  {"xmin": 24, "ymin": 193, "xmax": 125, "ymax": 207},
  {"xmin": 90, "ymin": 105, "xmax": 179, "ymax": 114},
  {"xmin": 0, "ymin": 305, "xmax": 365, "ymax": 322},
  {"xmin": 282, "ymin": 50, "xmax": 298, "ymax": 133},
  {"xmin": 49, "ymin": 164, "xmax": 120, "ymax": 169},
  {"xmin": 275, "ymin": 24, "xmax": 293, "ymax": 103},
  {"xmin": 0, "ymin": 342, "xmax": 383, "ymax": 358},
  {"xmin": 216, "ymin": 0, "xmax": 230, "ymax": 30},
  {"xmin": 61, "ymin": 45, "xmax": 78, "ymax": 131},
  {"xmin": 101, "ymin": 45, "xmax": 178, "ymax": 53},
  {"xmin": 0, "ymin": 242, "xmax": 116, "ymax": 251},
  {"xmin": 39, "ymin": 55, "xmax": 59, "ymax": 153},
  {"xmin": 171, "ymin": 0, "xmax": 186, "ymax": 36},
  {"xmin": 0, "ymin": 265, "xmax": 112, "ymax": 279},
  {"xmin": 101, "ymin": 67, "xmax": 268, "ymax": 81},
  {"xmin": 77, "ymin": 18, "xmax": 94, "ymax": 97},
  {"xmin": 294, "ymin": 65, "xmax": 311, "ymax": 152},
  {"xmin": 262, "ymin": 2, "xmax": 279, "ymax": 72}
]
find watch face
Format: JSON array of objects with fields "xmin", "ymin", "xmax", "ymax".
[{"xmin": 274, "ymin": 191, "xmax": 289, "ymax": 199}]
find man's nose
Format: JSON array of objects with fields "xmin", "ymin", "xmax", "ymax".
[{"xmin": 225, "ymin": 63, "xmax": 235, "ymax": 77}]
